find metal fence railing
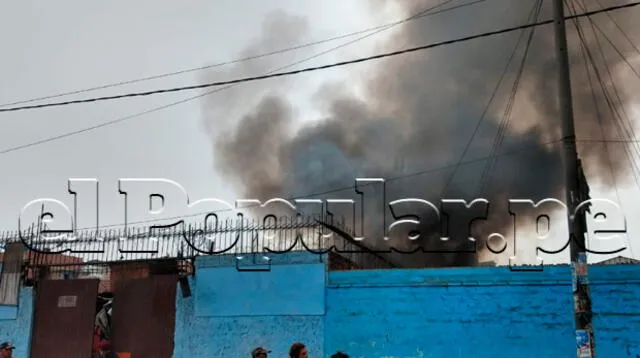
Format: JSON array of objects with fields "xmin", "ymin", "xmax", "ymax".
[{"xmin": 0, "ymin": 215, "xmax": 395, "ymax": 277}]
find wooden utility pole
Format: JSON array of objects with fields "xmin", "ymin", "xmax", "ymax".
[{"xmin": 551, "ymin": 0, "xmax": 596, "ymax": 356}]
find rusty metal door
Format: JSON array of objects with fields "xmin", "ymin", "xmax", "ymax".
[
  {"xmin": 111, "ymin": 274, "xmax": 177, "ymax": 357},
  {"xmin": 30, "ymin": 279, "xmax": 99, "ymax": 358}
]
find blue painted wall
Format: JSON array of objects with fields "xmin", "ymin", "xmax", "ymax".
[
  {"xmin": 325, "ymin": 266, "xmax": 576, "ymax": 358},
  {"xmin": 589, "ymin": 265, "xmax": 640, "ymax": 357},
  {"xmin": 174, "ymin": 252, "xmax": 640, "ymax": 358},
  {"xmin": 174, "ymin": 252, "xmax": 326, "ymax": 357},
  {"xmin": 0, "ymin": 288, "xmax": 34, "ymax": 358}
]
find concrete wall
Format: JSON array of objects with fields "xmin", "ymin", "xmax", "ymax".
[
  {"xmin": 174, "ymin": 253, "xmax": 640, "ymax": 358},
  {"xmin": 0, "ymin": 288, "xmax": 34, "ymax": 358},
  {"xmin": 589, "ymin": 265, "xmax": 640, "ymax": 357},
  {"xmin": 326, "ymin": 266, "xmax": 576, "ymax": 358},
  {"xmin": 174, "ymin": 252, "xmax": 326, "ymax": 357}
]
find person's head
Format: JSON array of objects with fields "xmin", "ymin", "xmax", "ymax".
[
  {"xmin": 252, "ymin": 346, "xmax": 270, "ymax": 358},
  {"xmin": 289, "ymin": 342, "xmax": 308, "ymax": 358},
  {"xmin": 0, "ymin": 342, "xmax": 14, "ymax": 358},
  {"xmin": 331, "ymin": 352, "xmax": 348, "ymax": 358}
]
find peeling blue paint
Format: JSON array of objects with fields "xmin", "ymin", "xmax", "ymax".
[{"xmin": 174, "ymin": 254, "xmax": 640, "ymax": 357}]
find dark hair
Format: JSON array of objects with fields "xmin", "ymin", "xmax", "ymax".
[
  {"xmin": 289, "ymin": 342, "xmax": 306, "ymax": 358},
  {"xmin": 331, "ymin": 352, "xmax": 349, "ymax": 358}
]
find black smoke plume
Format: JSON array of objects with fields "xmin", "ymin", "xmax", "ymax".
[{"xmin": 202, "ymin": 1, "xmax": 640, "ymax": 267}]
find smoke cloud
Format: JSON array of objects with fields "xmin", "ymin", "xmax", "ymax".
[{"xmin": 201, "ymin": 0, "xmax": 640, "ymax": 267}]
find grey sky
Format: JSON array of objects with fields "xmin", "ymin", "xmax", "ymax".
[
  {"xmin": 0, "ymin": 0, "xmax": 638, "ymax": 265},
  {"xmin": 0, "ymin": 0, "xmax": 386, "ymax": 226}
]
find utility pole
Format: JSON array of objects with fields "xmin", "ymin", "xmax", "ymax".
[{"xmin": 551, "ymin": 0, "xmax": 596, "ymax": 357}]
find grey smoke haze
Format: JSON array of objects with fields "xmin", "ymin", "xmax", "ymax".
[{"xmin": 202, "ymin": 0, "xmax": 640, "ymax": 267}]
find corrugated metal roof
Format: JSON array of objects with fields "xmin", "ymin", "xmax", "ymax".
[{"xmin": 595, "ymin": 256, "xmax": 640, "ymax": 265}]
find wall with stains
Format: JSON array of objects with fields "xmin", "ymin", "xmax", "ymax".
[
  {"xmin": 173, "ymin": 252, "xmax": 327, "ymax": 358},
  {"xmin": 173, "ymin": 252, "xmax": 640, "ymax": 358},
  {"xmin": 325, "ymin": 266, "xmax": 577, "ymax": 358},
  {"xmin": 0, "ymin": 287, "xmax": 34, "ymax": 358},
  {"xmin": 589, "ymin": 265, "xmax": 640, "ymax": 357}
]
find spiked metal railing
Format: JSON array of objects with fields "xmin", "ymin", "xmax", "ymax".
[{"xmin": 0, "ymin": 215, "xmax": 393, "ymax": 280}]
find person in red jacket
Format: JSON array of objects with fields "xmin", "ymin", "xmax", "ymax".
[{"xmin": 92, "ymin": 326, "xmax": 115, "ymax": 358}]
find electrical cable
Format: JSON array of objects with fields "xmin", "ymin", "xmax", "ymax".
[
  {"xmin": 1, "ymin": 137, "xmax": 625, "ymax": 233},
  {"xmin": 0, "ymin": 0, "xmax": 485, "ymax": 108},
  {"xmin": 80, "ymin": 138, "xmax": 565, "ymax": 230},
  {"xmin": 575, "ymin": 0, "xmax": 640, "ymax": 164},
  {"xmin": 0, "ymin": 0, "xmax": 472, "ymax": 156},
  {"xmin": 570, "ymin": 0, "xmax": 640, "ymax": 189},
  {"xmin": 2, "ymin": 1, "xmax": 639, "ymax": 234},
  {"xmin": 579, "ymin": 0, "xmax": 640, "ymax": 170},
  {"xmin": 593, "ymin": 0, "xmax": 640, "ymax": 56},
  {"xmin": 477, "ymin": 0, "xmax": 542, "ymax": 195},
  {"xmin": 69, "ymin": 138, "xmax": 628, "ymax": 231},
  {"xmin": 439, "ymin": 0, "xmax": 542, "ymax": 196},
  {"xmin": 570, "ymin": 0, "xmax": 637, "ymax": 259},
  {"xmin": 570, "ymin": 0, "xmax": 640, "ymax": 185},
  {"xmin": 575, "ymin": 10, "xmax": 623, "ymax": 206},
  {"xmin": 572, "ymin": 0, "xmax": 623, "ymax": 210},
  {"xmin": 580, "ymin": 2, "xmax": 640, "ymax": 80},
  {"xmin": 1, "ymin": 1, "xmax": 639, "ymax": 114},
  {"xmin": 577, "ymin": 0, "xmax": 639, "ymax": 262}
]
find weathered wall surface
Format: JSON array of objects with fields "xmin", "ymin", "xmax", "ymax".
[
  {"xmin": 173, "ymin": 252, "xmax": 326, "ymax": 357},
  {"xmin": 589, "ymin": 265, "xmax": 640, "ymax": 357},
  {"xmin": 325, "ymin": 266, "xmax": 577, "ymax": 358},
  {"xmin": 173, "ymin": 253, "xmax": 640, "ymax": 358},
  {"xmin": 0, "ymin": 287, "xmax": 34, "ymax": 358}
]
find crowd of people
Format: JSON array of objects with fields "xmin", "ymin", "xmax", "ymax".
[
  {"xmin": 252, "ymin": 342, "xmax": 348, "ymax": 358},
  {"xmin": 0, "ymin": 340, "xmax": 349, "ymax": 358}
]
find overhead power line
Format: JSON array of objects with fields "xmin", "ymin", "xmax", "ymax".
[
  {"xmin": 1, "ymin": 1, "xmax": 639, "ymax": 114},
  {"xmin": 477, "ymin": 0, "xmax": 543, "ymax": 195},
  {"xmin": 593, "ymin": 0, "xmax": 640, "ymax": 56},
  {"xmin": 0, "ymin": 0, "xmax": 485, "ymax": 108},
  {"xmin": 81, "ymin": 138, "xmax": 567, "ymax": 230},
  {"xmin": 568, "ymin": 0, "xmax": 628, "ymax": 257},
  {"xmin": 0, "ymin": 0, "xmax": 463, "ymax": 155},
  {"xmin": 440, "ymin": 0, "xmax": 542, "ymax": 196},
  {"xmin": 76, "ymin": 137, "xmax": 628, "ymax": 230}
]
